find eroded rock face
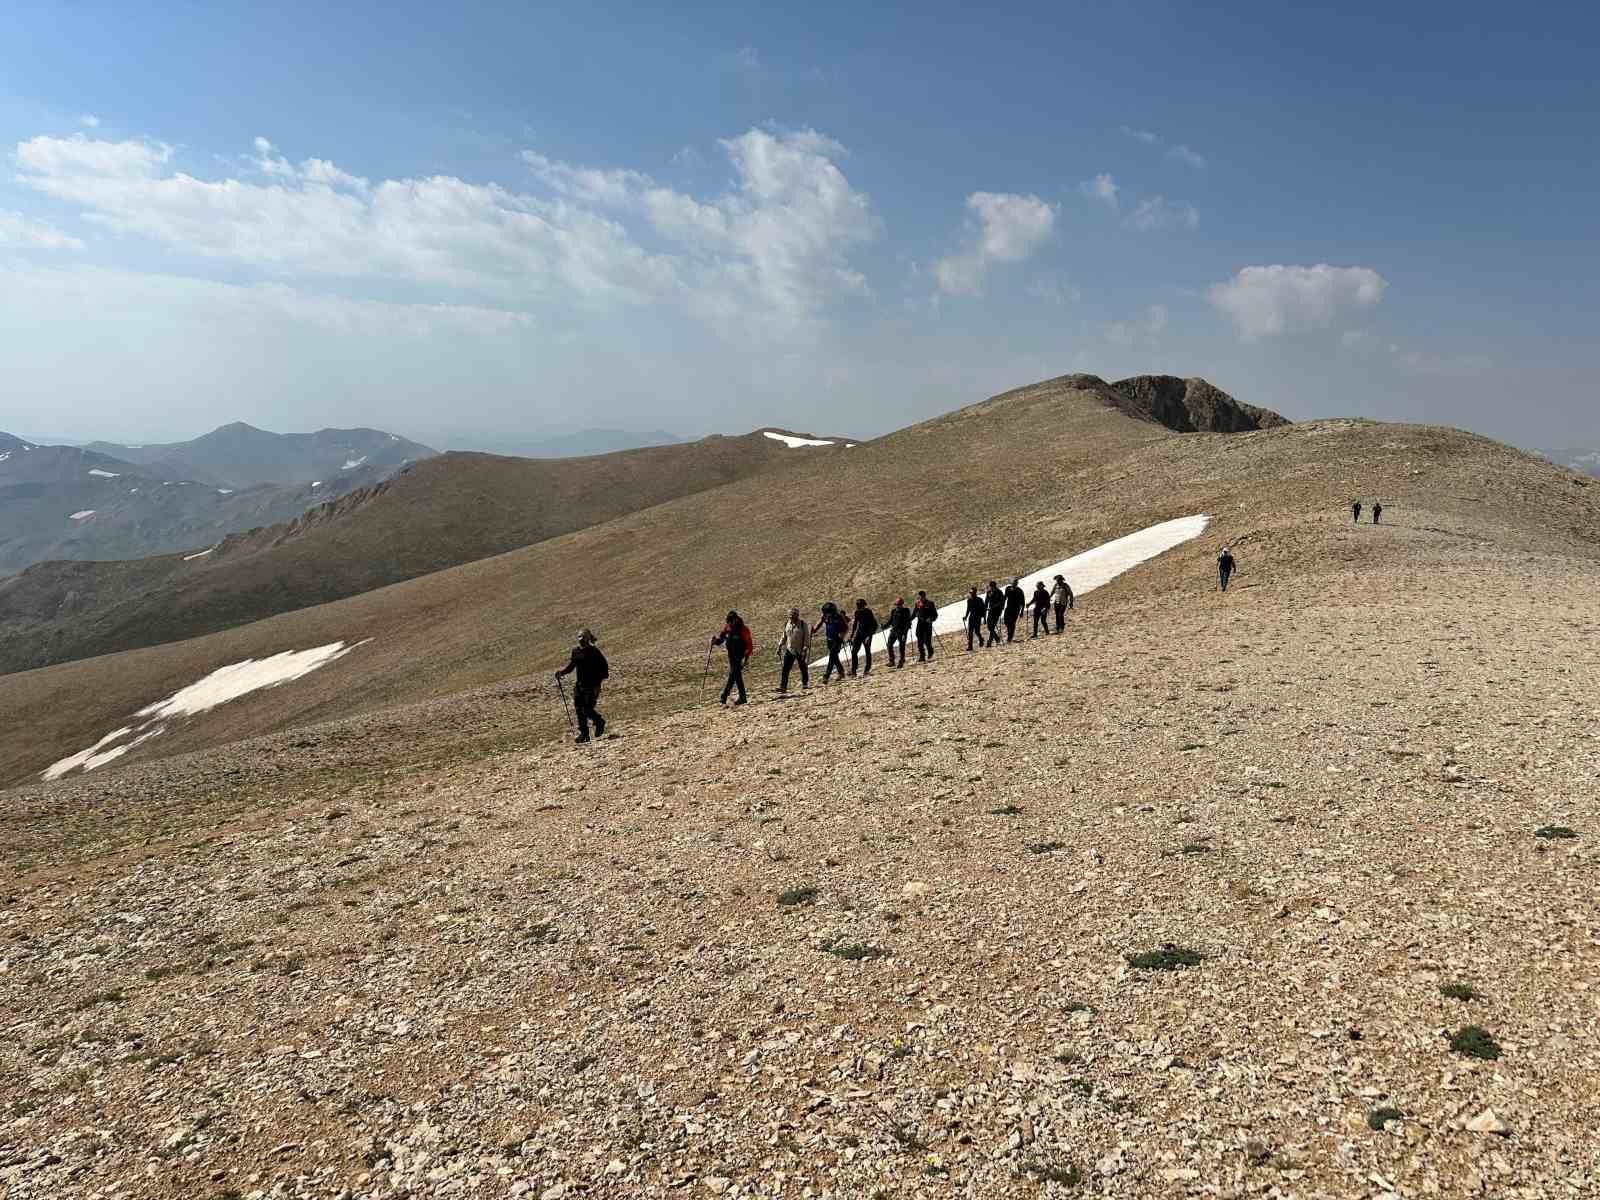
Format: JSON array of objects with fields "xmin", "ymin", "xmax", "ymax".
[{"xmin": 1107, "ymin": 375, "xmax": 1291, "ymax": 433}]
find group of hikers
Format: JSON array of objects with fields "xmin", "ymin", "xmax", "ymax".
[{"xmin": 1352, "ymin": 499, "xmax": 1384, "ymax": 524}]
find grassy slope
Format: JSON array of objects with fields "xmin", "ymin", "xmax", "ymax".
[{"xmin": 1, "ymin": 376, "xmax": 1594, "ymax": 789}]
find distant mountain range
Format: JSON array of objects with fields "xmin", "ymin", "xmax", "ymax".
[
  {"xmin": 1539, "ymin": 447, "xmax": 1600, "ymax": 479},
  {"xmin": 439, "ymin": 428, "xmax": 685, "ymax": 458},
  {"xmin": 0, "ymin": 424, "xmax": 435, "ymax": 576}
]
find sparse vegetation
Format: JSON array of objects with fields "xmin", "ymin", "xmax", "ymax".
[
  {"xmin": 1449, "ymin": 1025, "xmax": 1502, "ymax": 1060},
  {"xmin": 989, "ymin": 804, "xmax": 1024, "ymax": 816},
  {"xmin": 1440, "ymin": 981, "xmax": 1481, "ymax": 1001},
  {"xmin": 1534, "ymin": 825, "xmax": 1578, "ymax": 839},
  {"xmin": 1026, "ymin": 840, "xmax": 1066, "ymax": 854},
  {"xmin": 73, "ymin": 988, "xmax": 126, "ymax": 1011},
  {"xmin": 1018, "ymin": 1160, "xmax": 1083, "ymax": 1187},
  {"xmin": 1367, "ymin": 1106, "xmax": 1404, "ymax": 1130},
  {"xmin": 819, "ymin": 936, "xmax": 891, "ymax": 961},
  {"xmin": 1126, "ymin": 945, "xmax": 1203, "ymax": 971}
]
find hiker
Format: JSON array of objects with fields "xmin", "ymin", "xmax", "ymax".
[
  {"xmin": 1372, "ymin": 501, "xmax": 1383, "ymax": 525},
  {"xmin": 1352, "ymin": 500, "xmax": 1362, "ymax": 524},
  {"xmin": 554, "ymin": 628, "xmax": 609, "ymax": 744},
  {"xmin": 711, "ymin": 610, "xmax": 753, "ymax": 705},
  {"xmin": 983, "ymin": 582, "xmax": 1005, "ymax": 647},
  {"xmin": 777, "ymin": 607, "xmax": 811, "ymax": 694},
  {"xmin": 1217, "ymin": 547, "xmax": 1236, "ymax": 592},
  {"xmin": 912, "ymin": 590, "xmax": 938, "ymax": 661},
  {"xmin": 848, "ymin": 598, "xmax": 878, "ymax": 676},
  {"xmin": 1003, "ymin": 578, "xmax": 1026, "ymax": 643},
  {"xmin": 964, "ymin": 587, "xmax": 985, "ymax": 651},
  {"xmin": 1029, "ymin": 581, "xmax": 1051, "ymax": 637},
  {"xmin": 884, "ymin": 597, "xmax": 913, "ymax": 668},
  {"xmin": 1050, "ymin": 574, "xmax": 1074, "ymax": 633},
  {"xmin": 812, "ymin": 602, "xmax": 849, "ymax": 684}
]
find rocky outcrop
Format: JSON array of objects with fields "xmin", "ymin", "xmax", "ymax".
[{"xmin": 1107, "ymin": 375, "xmax": 1290, "ymax": 433}]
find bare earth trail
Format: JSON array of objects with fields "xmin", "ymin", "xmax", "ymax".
[{"xmin": 3, "ymin": 509, "xmax": 1597, "ymax": 1198}]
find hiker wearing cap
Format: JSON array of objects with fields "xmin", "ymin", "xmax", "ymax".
[
  {"xmin": 884, "ymin": 597, "xmax": 913, "ymax": 668},
  {"xmin": 777, "ymin": 607, "xmax": 811, "ymax": 694},
  {"xmin": 1050, "ymin": 574, "xmax": 1074, "ymax": 633},
  {"xmin": 1003, "ymin": 578, "xmax": 1026, "ymax": 643},
  {"xmin": 964, "ymin": 587, "xmax": 985, "ymax": 651},
  {"xmin": 912, "ymin": 590, "xmax": 938, "ymax": 662},
  {"xmin": 1028, "ymin": 581, "xmax": 1051, "ymax": 638},
  {"xmin": 711, "ymin": 611, "xmax": 753, "ymax": 705},
  {"xmin": 983, "ymin": 582, "xmax": 1004, "ymax": 647},
  {"xmin": 1217, "ymin": 547, "xmax": 1236, "ymax": 592},
  {"xmin": 848, "ymin": 598, "xmax": 878, "ymax": 676},
  {"xmin": 812, "ymin": 602, "xmax": 849, "ymax": 684},
  {"xmin": 555, "ymin": 629, "xmax": 609, "ymax": 744}
]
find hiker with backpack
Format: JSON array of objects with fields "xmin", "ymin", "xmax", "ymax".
[
  {"xmin": 812, "ymin": 602, "xmax": 849, "ymax": 684},
  {"xmin": 777, "ymin": 607, "xmax": 811, "ymax": 694},
  {"xmin": 849, "ymin": 598, "xmax": 878, "ymax": 676},
  {"xmin": 1217, "ymin": 547, "xmax": 1236, "ymax": 592},
  {"xmin": 711, "ymin": 611, "xmax": 753, "ymax": 705},
  {"xmin": 1050, "ymin": 574, "xmax": 1074, "ymax": 633},
  {"xmin": 912, "ymin": 591, "xmax": 938, "ymax": 661},
  {"xmin": 984, "ymin": 582, "xmax": 1005, "ymax": 647},
  {"xmin": 884, "ymin": 598, "xmax": 913, "ymax": 668},
  {"xmin": 1003, "ymin": 578, "xmax": 1026, "ymax": 643},
  {"xmin": 964, "ymin": 587, "xmax": 986, "ymax": 651},
  {"xmin": 554, "ymin": 628, "xmax": 609, "ymax": 744},
  {"xmin": 1029, "ymin": 581, "xmax": 1051, "ymax": 637}
]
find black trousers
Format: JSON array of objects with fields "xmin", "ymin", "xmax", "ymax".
[
  {"xmin": 886, "ymin": 629, "xmax": 907, "ymax": 666},
  {"xmin": 1031, "ymin": 607, "xmax": 1049, "ymax": 636},
  {"xmin": 574, "ymin": 683, "xmax": 602, "ymax": 737},
  {"xmin": 1053, "ymin": 602, "xmax": 1067, "ymax": 632},
  {"xmin": 1004, "ymin": 612, "xmax": 1020, "ymax": 642},
  {"xmin": 985, "ymin": 614, "xmax": 1001, "ymax": 645},
  {"xmin": 850, "ymin": 636, "xmax": 873, "ymax": 674},
  {"xmin": 779, "ymin": 650, "xmax": 809, "ymax": 691},
  {"xmin": 823, "ymin": 638, "xmax": 845, "ymax": 682},
  {"xmin": 1219, "ymin": 567, "xmax": 1232, "ymax": 592},
  {"xmin": 915, "ymin": 624, "xmax": 935, "ymax": 660},
  {"xmin": 721, "ymin": 654, "xmax": 747, "ymax": 703},
  {"xmin": 966, "ymin": 617, "xmax": 982, "ymax": 649}
]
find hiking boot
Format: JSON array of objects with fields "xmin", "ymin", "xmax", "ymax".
[
  {"xmin": 574, "ymin": 734, "xmax": 591, "ymax": 745},
  {"xmin": 593, "ymin": 716, "xmax": 606, "ymax": 736},
  {"xmin": 733, "ymin": 698, "xmax": 748, "ymax": 706}
]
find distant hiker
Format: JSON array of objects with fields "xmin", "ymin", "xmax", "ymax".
[
  {"xmin": 849, "ymin": 598, "xmax": 878, "ymax": 676},
  {"xmin": 1050, "ymin": 574, "xmax": 1074, "ymax": 633},
  {"xmin": 884, "ymin": 597, "xmax": 913, "ymax": 668},
  {"xmin": 964, "ymin": 587, "xmax": 986, "ymax": 651},
  {"xmin": 1029, "ymin": 581, "xmax": 1051, "ymax": 638},
  {"xmin": 1352, "ymin": 500, "xmax": 1362, "ymax": 524},
  {"xmin": 912, "ymin": 590, "xmax": 938, "ymax": 661},
  {"xmin": 554, "ymin": 629, "xmax": 608, "ymax": 744},
  {"xmin": 1372, "ymin": 501, "xmax": 1383, "ymax": 525},
  {"xmin": 777, "ymin": 607, "xmax": 811, "ymax": 694},
  {"xmin": 812, "ymin": 602, "xmax": 849, "ymax": 684},
  {"xmin": 1217, "ymin": 547, "xmax": 1236, "ymax": 592},
  {"xmin": 1003, "ymin": 578, "xmax": 1026, "ymax": 643},
  {"xmin": 983, "ymin": 582, "xmax": 1005, "ymax": 647},
  {"xmin": 711, "ymin": 610, "xmax": 753, "ymax": 705}
]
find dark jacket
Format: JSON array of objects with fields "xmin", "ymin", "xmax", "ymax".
[
  {"xmin": 713, "ymin": 619, "xmax": 750, "ymax": 660},
  {"xmin": 850, "ymin": 607, "xmax": 878, "ymax": 641},
  {"xmin": 1218, "ymin": 552, "xmax": 1236, "ymax": 574},
  {"xmin": 913, "ymin": 598, "xmax": 938, "ymax": 626},
  {"xmin": 558, "ymin": 644, "xmax": 609, "ymax": 689},
  {"xmin": 1030, "ymin": 586, "xmax": 1050, "ymax": 612},
  {"xmin": 964, "ymin": 595, "xmax": 985, "ymax": 623},
  {"xmin": 1003, "ymin": 585, "xmax": 1026, "ymax": 617},
  {"xmin": 886, "ymin": 603, "xmax": 913, "ymax": 634},
  {"xmin": 985, "ymin": 588, "xmax": 1005, "ymax": 618}
]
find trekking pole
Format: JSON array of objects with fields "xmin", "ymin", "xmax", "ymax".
[
  {"xmin": 700, "ymin": 641, "xmax": 714, "ymax": 700},
  {"xmin": 554, "ymin": 676, "xmax": 575, "ymax": 734}
]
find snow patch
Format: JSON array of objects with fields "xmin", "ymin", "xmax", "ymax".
[
  {"xmin": 69, "ymin": 509, "xmax": 95, "ymax": 520},
  {"xmin": 341, "ymin": 455, "xmax": 367, "ymax": 469},
  {"xmin": 88, "ymin": 468, "xmax": 120, "ymax": 478},
  {"xmin": 763, "ymin": 431, "xmax": 834, "ymax": 449},
  {"xmin": 183, "ymin": 547, "xmax": 215, "ymax": 561},
  {"xmin": 0, "ymin": 452, "xmax": 10, "ymax": 463},
  {"xmin": 811, "ymin": 514, "xmax": 1210, "ymax": 667},
  {"xmin": 40, "ymin": 640, "xmax": 370, "ymax": 782},
  {"xmin": 311, "ymin": 481, "xmax": 322, "ymax": 488},
  {"xmin": 217, "ymin": 488, "xmax": 234, "ymax": 495}
]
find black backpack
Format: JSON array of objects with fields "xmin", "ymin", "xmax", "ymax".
[{"xmin": 857, "ymin": 608, "xmax": 878, "ymax": 636}]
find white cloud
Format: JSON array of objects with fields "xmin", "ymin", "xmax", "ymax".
[
  {"xmin": 1078, "ymin": 173, "xmax": 1120, "ymax": 212},
  {"xmin": 79, "ymin": 114, "xmax": 101, "ymax": 129},
  {"xmin": 735, "ymin": 46, "xmax": 761, "ymax": 70},
  {"xmin": 1167, "ymin": 144, "xmax": 1207, "ymax": 169},
  {"xmin": 1120, "ymin": 126, "xmax": 1160, "ymax": 145},
  {"xmin": 17, "ymin": 133, "xmax": 171, "ymax": 178},
  {"xmin": 0, "ymin": 210, "xmax": 83, "ymax": 251},
  {"xmin": 1124, "ymin": 195, "xmax": 1199, "ymax": 232},
  {"xmin": 1105, "ymin": 303, "xmax": 1168, "ymax": 345},
  {"xmin": 933, "ymin": 191, "xmax": 1055, "ymax": 296},
  {"xmin": 522, "ymin": 150, "xmax": 652, "ymax": 207},
  {"xmin": 1209, "ymin": 264, "xmax": 1388, "ymax": 337}
]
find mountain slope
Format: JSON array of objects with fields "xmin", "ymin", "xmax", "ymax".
[
  {"xmin": 0, "ymin": 428, "xmax": 851, "ymax": 674},
  {"xmin": 85, "ymin": 422, "xmax": 437, "ymax": 489}
]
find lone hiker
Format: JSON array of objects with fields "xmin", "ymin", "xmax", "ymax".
[
  {"xmin": 1050, "ymin": 573, "xmax": 1074, "ymax": 633},
  {"xmin": 777, "ymin": 607, "xmax": 811, "ymax": 694},
  {"xmin": 984, "ymin": 582, "xmax": 1005, "ymax": 647},
  {"xmin": 1217, "ymin": 546, "xmax": 1236, "ymax": 592},
  {"xmin": 964, "ymin": 587, "xmax": 986, "ymax": 651},
  {"xmin": 1372, "ymin": 501, "xmax": 1383, "ymax": 525},
  {"xmin": 1029, "ymin": 581, "xmax": 1051, "ymax": 638},
  {"xmin": 848, "ymin": 598, "xmax": 878, "ymax": 676},
  {"xmin": 1352, "ymin": 500, "xmax": 1362, "ymax": 524},
  {"xmin": 884, "ymin": 597, "xmax": 913, "ymax": 668},
  {"xmin": 812, "ymin": 602, "xmax": 849, "ymax": 684},
  {"xmin": 554, "ymin": 628, "xmax": 608, "ymax": 744},
  {"xmin": 912, "ymin": 590, "xmax": 938, "ymax": 662},
  {"xmin": 1003, "ymin": 578, "xmax": 1026, "ymax": 643},
  {"xmin": 711, "ymin": 611, "xmax": 753, "ymax": 705}
]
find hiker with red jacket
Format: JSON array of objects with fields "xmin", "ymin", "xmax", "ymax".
[
  {"xmin": 711, "ymin": 610, "xmax": 753, "ymax": 705},
  {"xmin": 848, "ymin": 598, "xmax": 878, "ymax": 677}
]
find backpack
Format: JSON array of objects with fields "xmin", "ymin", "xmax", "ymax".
[
  {"xmin": 593, "ymin": 648, "xmax": 610, "ymax": 681},
  {"xmin": 740, "ymin": 623, "xmax": 755, "ymax": 657},
  {"xmin": 826, "ymin": 611, "xmax": 848, "ymax": 639},
  {"xmin": 857, "ymin": 608, "xmax": 878, "ymax": 637}
]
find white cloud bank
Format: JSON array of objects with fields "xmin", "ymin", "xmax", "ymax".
[
  {"xmin": 1208, "ymin": 264, "xmax": 1388, "ymax": 337},
  {"xmin": 934, "ymin": 192, "xmax": 1056, "ymax": 295},
  {"xmin": 0, "ymin": 210, "xmax": 83, "ymax": 251}
]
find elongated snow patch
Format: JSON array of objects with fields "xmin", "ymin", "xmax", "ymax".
[
  {"xmin": 811, "ymin": 514, "xmax": 1210, "ymax": 666},
  {"xmin": 68, "ymin": 509, "xmax": 95, "ymax": 520},
  {"xmin": 763, "ymin": 431, "xmax": 834, "ymax": 448},
  {"xmin": 41, "ymin": 641, "xmax": 367, "ymax": 782},
  {"xmin": 88, "ymin": 468, "xmax": 119, "ymax": 478}
]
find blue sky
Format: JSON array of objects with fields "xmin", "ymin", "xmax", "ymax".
[{"xmin": 1, "ymin": 0, "xmax": 1595, "ymax": 446}]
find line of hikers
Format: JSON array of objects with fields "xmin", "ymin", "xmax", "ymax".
[{"xmin": 1351, "ymin": 499, "xmax": 1384, "ymax": 524}]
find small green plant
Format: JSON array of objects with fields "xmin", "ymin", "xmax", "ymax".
[
  {"xmin": 73, "ymin": 989, "xmax": 126, "ymax": 1011},
  {"xmin": 1018, "ymin": 1160, "xmax": 1083, "ymax": 1186},
  {"xmin": 1027, "ymin": 840, "xmax": 1066, "ymax": 854},
  {"xmin": 819, "ymin": 936, "xmax": 890, "ymax": 961},
  {"xmin": 1448, "ymin": 1025, "xmax": 1502, "ymax": 1060},
  {"xmin": 1126, "ymin": 945, "xmax": 1203, "ymax": 971},
  {"xmin": 776, "ymin": 885, "xmax": 819, "ymax": 907},
  {"xmin": 1367, "ymin": 1106, "xmax": 1404, "ymax": 1130},
  {"xmin": 527, "ymin": 922, "xmax": 559, "ymax": 944},
  {"xmin": 888, "ymin": 1123, "xmax": 929, "ymax": 1152},
  {"xmin": 1180, "ymin": 842, "xmax": 1212, "ymax": 855},
  {"xmin": 1439, "ymin": 981, "xmax": 1481, "ymax": 1001},
  {"xmin": 1534, "ymin": 825, "xmax": 1578, "ymax": 839},
  {"xmin": 990, "ymin": 804, "xmax": 1024, "ymax": 816}
]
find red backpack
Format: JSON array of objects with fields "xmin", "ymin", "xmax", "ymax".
[{"xmin": 741, "ymin": 623, "xmax": 755, "ymax": 657}]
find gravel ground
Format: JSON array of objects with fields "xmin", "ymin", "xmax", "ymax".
[{"xmin": 2, "ymin": 507, "xmax": 1598, "ymax": 1199}]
